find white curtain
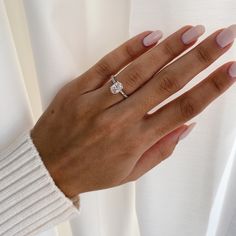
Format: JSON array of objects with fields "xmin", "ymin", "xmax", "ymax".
[{"xmin": 1, "ymin": 0, "xmax": 236, "ymax": 235}]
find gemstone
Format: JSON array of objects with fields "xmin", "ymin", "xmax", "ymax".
[{"xmin": 110, "ymin": 81, "xmax": 123, "ymax": 94}]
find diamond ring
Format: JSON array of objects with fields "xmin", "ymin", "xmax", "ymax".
[{"xmin": 110, "ymin": 75, "xmax": 128, "ymax": 99}]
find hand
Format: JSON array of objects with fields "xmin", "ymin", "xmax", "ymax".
[{"xmin": 30, "ymin": 24, "xmax": 236, "ymax": 198}]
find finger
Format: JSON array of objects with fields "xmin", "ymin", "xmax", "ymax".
[
  {"xmin": 141, "ymin": 61, "xmax": 236, "ymax": 148},
  {"xmin": 117, "ymin": 25, "xmax": 236, "ymax": 119},
  {"xmin": 120, "ymin": 123, "xmax": 192, "ymax": 183},
  {"xmin": 77, "ymin": 30, "xmax": 163, "ymax": 93},
  {"xmin": 97, "ymin": 24, "xmax": 205, "ymax": 108}
]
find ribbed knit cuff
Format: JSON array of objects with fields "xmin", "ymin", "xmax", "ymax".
[{"xmin": 0, "ymin": 129, "xmax": 81, "ymax": 236}]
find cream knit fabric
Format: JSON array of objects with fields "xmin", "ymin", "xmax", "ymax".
[{"xmin": 0, "ymin": 128, "xmax": 80, "ymax": 236}]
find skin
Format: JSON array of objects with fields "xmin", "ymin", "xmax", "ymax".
[{"xmin": 30, "ymin": 25, "xmax": 236, "ymax": 198}]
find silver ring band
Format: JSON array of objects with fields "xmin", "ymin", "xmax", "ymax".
[{"xmin": 110, "ymin": 75, "xmax": 128, "ymax": 98}]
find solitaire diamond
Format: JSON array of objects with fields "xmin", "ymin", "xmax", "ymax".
[{"xmin": 110, "ymin": 81, "xmax": 123, "ymax": 94}]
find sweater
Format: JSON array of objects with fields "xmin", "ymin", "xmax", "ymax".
[{"xmin": 0, "ymin": 128, "xmax": 80, "ymax": 236}]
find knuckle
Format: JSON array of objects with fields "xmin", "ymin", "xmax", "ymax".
[
  {"xmin": 179, "ymin": 96, "xmax": 199, "ymax": 120},
  {"xmin": 125, "ymin": 66, "xmax": 144, "ymax": 89},
  {"xmin": 94, "ymin": 58, "xmax": 113, "ymax": 77},
  {"xmin": 195, "ymin": 45, "xmax": 214, "ymax": 65},
  {"xmin": 158, "ymin": 70, "xmax": 181, "ymax": 94},
  {"xmin": 162, "ymin": 42, "xmax": 178, "ymax": 58},
  {"xmin": 124, "ymin": 43, "xmax": 137, "ymax": 59},
  {"xmin": 211, "ymin": 75, "xmax": 225, "ymax": 94}
]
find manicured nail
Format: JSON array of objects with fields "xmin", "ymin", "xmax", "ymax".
[
  {"xmin": 216, "ymin": 24, "xmax": 236, "ymax": 48},
  {"xmin": 178, "ymin": 122, "xmax": 196, "ymax": 141},
  {"xmin": 181, "ymin": 25, "xmax": 205, "ymax": 45},
  {"xmin": 228, "ymin": 62, "xmax": 236, "ymax": 78},
  {"xmin": 143, "ymin": 30, "xmax": 163, "ymax": 47}
]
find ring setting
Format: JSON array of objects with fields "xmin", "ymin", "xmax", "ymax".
[{"xmin": 110, "ymin": 75, "xmax": 128, "ymax": 98}]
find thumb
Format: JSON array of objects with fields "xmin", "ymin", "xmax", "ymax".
[{"xmin": 121, "ymin": 122, "xmax": 196, "ymax": 183}]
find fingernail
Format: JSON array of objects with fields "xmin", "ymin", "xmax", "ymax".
[
  {"xmin": 216, "ymin": 24, "xmax": 236, "ymax": 48},
  {"xmin": 178, "ymin": 122, "xmax": 196, "ymax": 141},
  {"xmin": 228, "ymin": 61, "xmax": 236, "ymax": 78},
  {"xmin": 143, "ymin": 30, "xmax": 163, "ymax": 47},
  {"xmin": 181, "ymin": 25, "xmax": 205, "ymax": 45}
]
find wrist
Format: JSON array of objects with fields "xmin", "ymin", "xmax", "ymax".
[{"xmin": 29, "ymin": 128, "xmax": 78, "ymax": 198}]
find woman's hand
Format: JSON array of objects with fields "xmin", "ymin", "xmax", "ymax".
[{"xmin": 30, "ymin": 24, "xmax": 236, "ymax": 198}]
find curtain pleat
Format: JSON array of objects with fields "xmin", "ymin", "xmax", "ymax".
[
  {"xmin": 0, "ymin": 0, "xmax": 33, "ymax": 148},
  {"xmin": 4, "ymin": 0, "xmax": 42, "ymax": 121}
]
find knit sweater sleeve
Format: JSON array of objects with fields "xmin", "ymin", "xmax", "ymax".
[{"xmin": 0, "ymin": 129, "xmax": 81, "ymax": 236}]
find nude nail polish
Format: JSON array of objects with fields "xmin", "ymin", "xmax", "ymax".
[
  {"xmin": 216, "ymin": 24, "xmax": 236, "ymax": 48},
  {"xmin": 228, "ymin": 62, "xmax": 236, "ymax": 78},
  {"xmin": 143, "ymin": 30, "xmax": 163, "ymax": 47},
  {"xmin": 178, "ymin": 122, "xmax": 196, "ymax": 141},
  {"xmin": 181, "ymin": 25, "xmax": 206, "ymax": 45}
]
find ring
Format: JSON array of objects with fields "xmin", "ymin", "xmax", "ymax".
[{"xmin": 110, "ymin": 75, "xmax": 128, "ymax": 98}]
